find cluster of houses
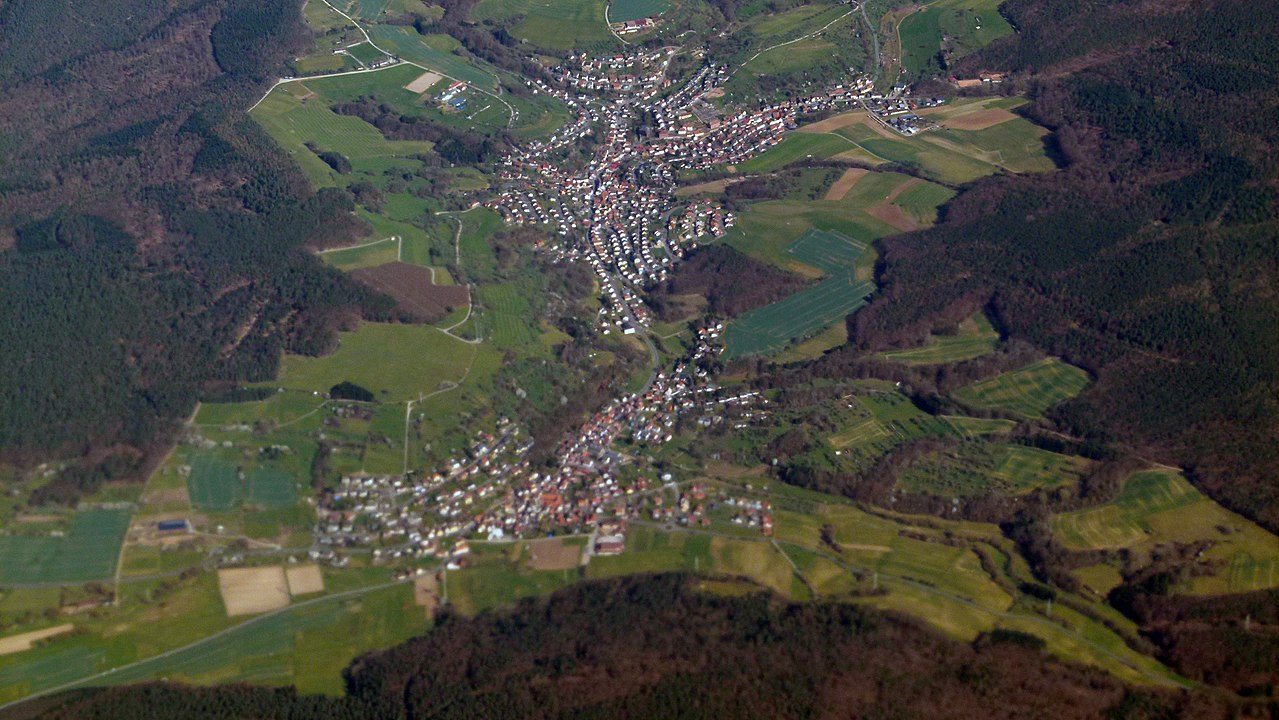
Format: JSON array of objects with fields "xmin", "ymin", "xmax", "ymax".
[
  {"xmin": 611, "ymin": 16, "xmax": 661, "ymax": 35},
  {"xmin": 864, "ymin": 95, "xmax": 940, "ymax": 135},
  {"xmin": 436, "ymin": 80, "xmax": 470, "ymax": 111},
  {"xmin": 668, "ymin": 198, "xmax": 733, "ymax": 245}
]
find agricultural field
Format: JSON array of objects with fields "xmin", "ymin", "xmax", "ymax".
[
  {"xmin": 609, "ymin": 0, "xmax": 669, "ymax": 22},
  {"xmin": 879, "ymin": 311, "xmax": 999, "ymax": 365},
  {"xmin": 471, "ymin": 0, "xmax": 616, "ymax": 50},
  {"xmin": 0, "ymin": 510, "xmax": 130, "ymax": 584},
  {"xmin": 954, "ymin": 358, "xmax": 1091, "ymax": 419},
  {"xmin": 723, "ymin": 229, "xmax": 873, "ymax": 359},
  {"xmin": 319, "ymin": 236, "xmax": 402, "ymax": 270},
  {"xmin": 350, "ymin": 262, "xmax": 469, "ymax": 322},
  {"xmin": 264, "ymin": 322, "xmax": 477, "ymax": 402},
  {"xmin": 773, "ymin": 321, "xmax": 848, "ymax": 363},
  {"xmin": 898, "ymin": 0, "xmax": 1012, "ymax": 78},
  {"xmin": 898, "ymin": 442, "xmax": 1087, "ymax": 497},
  {"xmin": 1053, "ymin": 470, "xmax": 1279, "ymax": 595},
  {"xmin": 185, "ymin": 453, "xmax": 299, "ymax": 512}
]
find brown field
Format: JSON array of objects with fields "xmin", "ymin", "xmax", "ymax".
[
  {"xmin": 351, "ymin": 262, "xmax": 470, "ymax": 323},
  {"xmin": 405, "ymin": 70, "xmax": 443, "ymax": 93},
  {"xmin": 0, "ymin": 624, "xmax": 74, "ymax": 656},
  {"xmin": 218, "ymin": 566, "xmax": 290, "ymax": 616},
  {"xmin": 927, "ymin": 107, "xmax": 1017, "ymax": 131},
  {"xmin": 525, "ymin": 537, "xmax": 582, "ymax": 570},
  {"xmin": 413, "ymin": 574, "xmax": 440, "ymax": 616},
  {"xmin": 798, "ymin": 111, "xmax": 863, "ymax": 134},
  {"xmin": 824, "ymin": 168, "xmax": 869, "ymax": 201},
  {"xmin": 285, "ymin": 564, "xmax": 325, "ymax": 596},
  {"xmin": 865, "ymin": 177, "xmax": 923, "ymax": 231}
]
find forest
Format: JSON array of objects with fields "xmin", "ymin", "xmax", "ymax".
[{"xmin": 22, "ymin": 575, "xmax": 1261, "ymax": 719}]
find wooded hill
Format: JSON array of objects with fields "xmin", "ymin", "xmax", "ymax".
[
  {"xmin": 847, "ymin": 0, "xmax": 1279, "ymax": 532},
  {"xmin": 21, "ymin": 575, "xmax": 1262, "ymax": 719}
]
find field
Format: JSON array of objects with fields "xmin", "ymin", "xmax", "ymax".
[
  {"xmin": 350, "ymin": 262, "xmax": 470, "ymax": 322},
  {"xmin": 320, "ymin": 237, "xmax": 401, "ymax": 271},
  {"xmin": 898, "ymin": 443, "xmax": 1087, "ymax": 497},
  {"xmin": 773, "ymin": 321, "xmax": 848, "ymax": 363},
  {"xmin": 471, "ymin": 0, "xmax": 615, "ymax": 50},
  {"xmin": 524, "ymin": 537, "xmax": 583, "ymax": 571},
  {"xmin": 824, "ymin": 167, "xmax": 868, "ymax": 201},
  {"xmin": 1053, "ymin": 470, "xmax": 1279, "ymax": 594},
  {"xmin": 218, "ymin": 567, "xmax": 291, "ymax": 617},
  {"xmin": 369, "ymin": 27, "xmax": 500, "ymax": 91},
  {"xmin": 898, "ymin": 0, "xmax": 1013, "ymax": 77},
  {"xmin": 186, "ymin": 453, "xmax": 298, "ymax": 512},
  {"xmin": 879, "ymin": 312, "xmax": 998, "ymax": 365},
  {"xmin": 265, "ymin": 322, "xmax": 476, "ymax": 402},
  {"xmin": 0, "ymin": 625, "xmax": 73, "ymax": 656},
  {"xmin": 609, "ymin": 0, "xmax": 669, "ymax": 22},
  {"xmin": 723, "ymin": 230, "xmax": 872, "ymax": 359},
  {"xmin": 953, "ymin": 358, "xmax": 1090, "ymax": 418},
  {"xmin": 0, "ymin": 510, "xmax": 130, "ymax": 584}
]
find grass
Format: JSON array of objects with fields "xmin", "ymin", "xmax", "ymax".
[
  {"xmin": 0, "ymin": 510, "xmax": 130, "ymax": 584},
  {"xmin": 899, "ymin": 0, "xmax": 1012, "ymax": 77},
  {"xmin": 609, "ymin": 0, "xmax": 669, "ymax": 22},
  {"xmin": 954, "ymin": 358, "xmax": 1090, "ymax": 418},
  {"xmin": 737, "ymin": 133, "xmax": 856, "ymax": 174},
  {"xmin": 368, "ymin": 27, "xmax": 500, "ymax": 91},
  {"xmin": 1053, "ymin": 470, "xmax": 1279, "ymax": 594},
  {"xmin": 723, "ymin": 230, "xmax": 872, "ymax": 359},
  {"xmin": 898, "ymin": 443, "xmax": 1086, "ymax": 497},
  {"xmin": 774, "ymin": 321, "xmax": 847, "ymax": 363},
  {"xmin": 472, "ymin": 0, "xmax": 616, "ymax": 50},
  {"xmin": 265, "ymin": 322, "xmax": 475, "ymax": 402},
  {"xmin": 319, "ymin": 236, "xmax": 400, "ymax": 270},
  {"xmin": 879, "ymin": 312, "xmax": 998, "ymax": 365}
]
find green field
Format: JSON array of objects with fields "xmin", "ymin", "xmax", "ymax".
[
  {"xmin": 266, "ymin": 322, "xmax": 476, "ymax": 402},
  {"xmin": 1053, "ymin": 470, "xmax": 1279, "ymax": 594},
  {"xmin": 879, "ymin": 312, "xmax": 999, "ymax": 365},
  {"xmin": 609, "ymin": 0, "xmax": 669, "ymax": 22},
  {"xmin": 471, "ymin": 0, "xmax": 616, "ymax": 50},
  {"xmin": 0, "ymin": 510, "xmax": 130, "ymax": 584},
  {"xmin": 319, "ymin": 237, "xmax": 400, "ymax": 270},
  {"xmin": 369, "ymin": 27, "xmax": 501, "ymax": 90},
  {"xmin": 774, "ymin": 321, "xmax": 848, "ymax": 363},
  {"xmin": 954, "ymin": 358, "xmax": 1090, "ymax": 418},
  {"xmin": 345, "ymin": 41, "xmax": 390, "ymax": 66},
  {"xmin": 724, "ymin": 230, "xmax": 873, "ymax": 359},
  {"xmin": 899, "ymin": 0, "xmax": 1013, "ymax": 77},
  {"xmin": 898, "ymin": 443, "xmax": 1086, "ymax": 497},
  {"xmin": 737, "ymin": 133, "xmax": 858, "ymax": 174}
]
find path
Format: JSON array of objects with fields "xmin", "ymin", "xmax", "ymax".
[
  {"xmin": 436, "ymin": 208, "xmax": 483, "ymax": 343},
  {"xmin": 603, "ymin": 3, "xmax": 632, "ymax": 46},
  {"xmin": 316, "ymin": 234, "xmax": 399, "ymax": 256}
]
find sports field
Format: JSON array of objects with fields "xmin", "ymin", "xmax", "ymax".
[
  {"xmin": 953, "ymin": 358, "xmax": 1090, "ymax": 418},
  {"xmin": 1053, "ymin": 470, "xmax": 1279, "ymax": 594},
  {"xmin": 0, "ymin": 510, "xmax": 130, "ymax": 584},
  {"xmin": 723, "ymin": 230, "xmax": 873, "ymax": 359},
  {"xmin": 266, "ymin": 322, "xmax": 476, "ymax": 402}
]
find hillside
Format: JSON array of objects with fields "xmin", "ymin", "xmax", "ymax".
[{"xmin": 21, "ymin": 575, "xmax": 1250, "ymax": 719}]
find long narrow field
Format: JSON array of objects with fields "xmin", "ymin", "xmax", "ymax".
[
  {"xmin": 879, "ymin": 312, "xmax": 999, "ymax": 365},
  {"xmin": 724, "ymin": 230, "xmax": 873, "ymax": 359},
  {"xmin": 953, "ymin": 358, "xmax": 1090, "ymax": 418},
  {"xmin": 1053, "ymin": 470, "xmax": 1279, "ymax": 594}
]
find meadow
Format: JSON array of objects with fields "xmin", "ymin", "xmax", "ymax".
[
  {"xmin": 471, "ymin": 0, "xmax": 615, "ymax": 50},
  {"xmin": 264, "ymin": 322, "xmax": 476, "ymax": 402},
  {"xmin": 898, "ymin": 442, "xmax": 1086, "ymax": 497},
  {"xmin": 608, "ymin": 0, "xmax": 669, "ymax": 22},
  {"xmin": 898, "ymin": 0, "xmax": 1012, "ymax": 77},
  {"xmin": 953, "ymin": 358, "xmax": 1090, "ymax": 418},
  {"xmin": 1053, "ymin": 470, "xmax": 1279, "ymax": 595}
]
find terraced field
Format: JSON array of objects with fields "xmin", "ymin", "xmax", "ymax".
[{"xmin": 954, "ymin": 358, "xmax": 1090, "ymax": 418}]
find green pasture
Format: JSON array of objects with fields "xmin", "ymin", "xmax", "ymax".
[
  {"xmin": 609, "ymin": 0, "xmax": 669, "ymax": 22},
  {"xmin": 265, "ymin": 322, "xmax": 475, "ymax": 402},
  {"xmin": 899, "ymin": 0, "xmax": 1012, "ymax": 77},
  {"xmin": 472, "ymin": 0, "xmax": 615, "ymax": 50},
  {"xmin": 724, "ymin": 229, "xmax": 873, "ymax": 359},
  {"xmin": 345, "ymin": 41, "xmax": 389, "ymax": 66},
  {"xmin": 1053, "ymin": 470, "xmax": 1279, "ymax": 594},
  {"xmin": 953, "ymin": 358, "xmax": 1090, "ymax": 418},
  {"xmin": 898, "ymin": 443, "xmax": 1085, "ymax": 497},
  {"xmin": 319, "ymin": 237, "xmax": 400, "ymax": 270},
  {"xmin": 774, "ymin": 321, "xmax": 847, "ymax": 363},
  {"xmin": 942, "ymin": 415, "xmax": 1018, "ymax": 438},
  {"xmin": 737, "ymin": 132, "xmax": 855, "ymax": 174},
  {"xmin": 194, "ymin": 390, "xmax": 325, "ymax": 428},
  {"xmin": 369, "ymin": 27, "xmax": 501, "ymax": 91},
  {"xmin": 879, "ymin": 312, "xmax": 998, "ymax": 365},
  {"xmin": 892, "ymin": 180, "xmax": 955, "ymax": 224},
  {"xmin": 0, "ymin": 510, "xmax": 130, "ymax": 584},
  {"xmin": 928, "ymin": 118, "xmax": 1056, "ymax": 174}
]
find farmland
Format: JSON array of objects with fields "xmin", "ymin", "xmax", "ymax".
[
  {"xmin": 723, "ymin": 229, "xmax": 873, "ymax": 359},
  {"xmin": 471, "ymin": 0, "xmax": 616, "ymax": 50},
  {"xmin": 0, "ymin": 510, "xmax": 129, "ymax": 584},
  {"xmin": 898, "ymin": 443, "xmax": 1087, "ymax": 497},
  {"xmin": 609, "ymin": 0, "xmax": 669, "ymax": 22},
  {"xmin": 954, "ymin": 358, "xmax": 1091, "ymax": 418},
  {"xmin": 350, "ymin": 262, "xmax": 469, "ymax": 323},
  {"xmin": 879, "ymin": 312, "xmax": 999, "ymax": 365},
  {"xmin": 1053, "ymin": 470, "xmax": 1279, "ymax": 595}
]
